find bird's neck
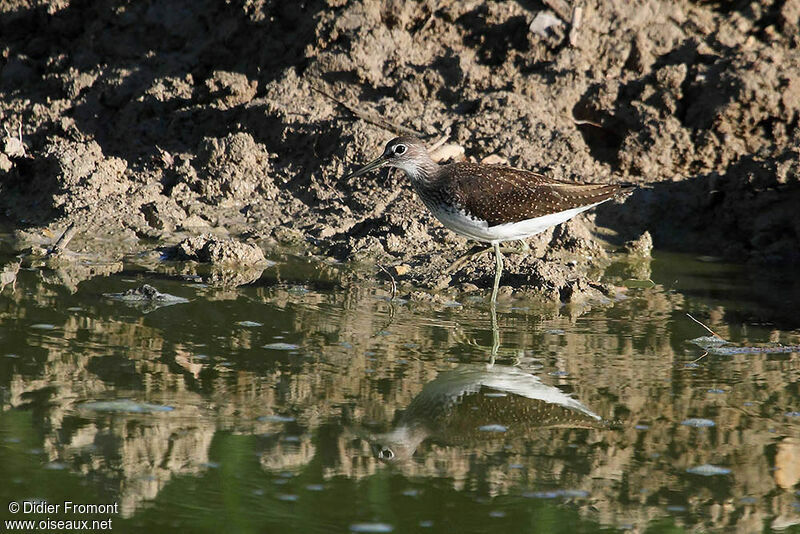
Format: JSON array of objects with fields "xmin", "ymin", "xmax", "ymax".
[{"xmin": 396, "ymin": 157, "xmax": 440, "ymax": 186}]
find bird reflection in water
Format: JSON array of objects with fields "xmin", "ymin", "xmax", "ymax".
[{"xmin": 372, "ymin": 307, "xmax": 603, "ymax": 463}]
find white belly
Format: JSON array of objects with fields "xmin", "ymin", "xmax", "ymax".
[{"xmin": 431, "ymin": 200, "xmax": 608, "ymax": 244}]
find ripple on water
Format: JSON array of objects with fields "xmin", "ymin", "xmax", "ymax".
[
  {"xmin": 686, "ymin": 464, "xmax": 731, "ymax": 476},
  {"xmin": 262, "ymin": 343, "xmax": 300, "ymax": 350},
  {"xmin": 78, "ymin": 400, "xmax": 174, "ymax": 414},
  {"xmin": 681, "ymin": 418, "xmax": 716, "ymax": 427},
  {"xmin": 257, "ymin": 415, "xmax": 296, "ymax": 423},
  {"xmin": 44, "ymin": 462, "xmax": 67, "ymax": 470},
  {"xmin": 478, "ymin": 424, "xmax": 507, "ymax": 433},
  {"xmin": 522, "ymin": 489, "xmax": 589, "ymax": 499},
  {"xmin": 349, "ymin": 523, "xmax": 394, "ymax": 533}
]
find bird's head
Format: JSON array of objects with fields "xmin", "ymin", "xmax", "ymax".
[
  {"xmin": 370, "ymin": 439, "xmax": 416, "ymax": 464},
  {"xmin": 369, "ymin": 424, "xmax": 429, "ymax": 464},
  {"xmin": 343, "ymin": 137, "xmax": 433, "ymax": 181}
]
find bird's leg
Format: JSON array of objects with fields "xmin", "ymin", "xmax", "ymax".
[
  {"xmin": 490, "ymin": 242, "xmax": 503, "ymax": 304},
  {"xmin": 448, "ymin": 244, "xmax": 491, "ymax": 273},
  {"xmin": 488, "ymin": 302, "xmax": 499, "ymax": 367}
]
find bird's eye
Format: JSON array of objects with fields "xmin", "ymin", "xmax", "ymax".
[
  {"xmin": 393, "ymin": 144, "xmax": 406, "ymax": 155},
  {"xmin": 380, "ymin": 448, "xmax": 394, "ymax": 460}
]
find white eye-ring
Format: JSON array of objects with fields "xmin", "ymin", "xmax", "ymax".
[{"xmin": 393, "ymin": 144, "xmax": 407, "ymax": 155}]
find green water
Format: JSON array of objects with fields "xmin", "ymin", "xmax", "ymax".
[{"xmin": 0, "ymin": 249, "xmax": 799, "ymax": 533}]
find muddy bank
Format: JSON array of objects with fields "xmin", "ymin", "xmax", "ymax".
[{"xmin": 0, "ymin": 0, "xmax": 798, "ymax": 299}]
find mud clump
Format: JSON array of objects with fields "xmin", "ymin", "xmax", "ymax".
[
  {"xmin": 172, "ymin": 234, "xmax": 269, "ymax": 288},
  {"xmin": 104, "ymin": 284, "xmax": 189, "ymax": 313},
  {"xmin": 190, "ymin": 132, "xmax": 275, "ymax": 206},
  {"xmin": 176, "ymin": 234, "xmax": 267, "ymax": 266},
  {"xmin": 624, "ymin": 232, "xmax": 654, "ymax": 258},
  {"xmin": 36, "ymin": 138, "xmax": 128, "ymax": 216},
  {"xmin": 1, "ymin": 0, "xmax": 798, "ymax": 300}
]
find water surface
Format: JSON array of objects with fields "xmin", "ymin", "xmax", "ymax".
[{"xmin": 0, "ymin": 250, "xmax": 799, "ymax": 533}]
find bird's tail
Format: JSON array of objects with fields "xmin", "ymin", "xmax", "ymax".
[{"xmin": 615, "ymin": 182, "xmax": 637, "ymax": 199}]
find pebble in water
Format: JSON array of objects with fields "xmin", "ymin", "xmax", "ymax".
[{"xmin": 237, "ymin": 321, "xmax": 262, "ymax": 327}]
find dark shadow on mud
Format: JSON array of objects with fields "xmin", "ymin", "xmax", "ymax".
[
  {"xmin": 575, "ymin": 35, "xmax": 799, "ymax": 266},
  {"xmin": 595, "ymin": 166, "xmax": 800, "ymax": 264},
  {"xmin": 456, "ymin": 6, "xmax": 531, "ymax": 66}
]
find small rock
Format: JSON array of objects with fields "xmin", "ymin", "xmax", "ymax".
[
  {"xmin": 428, "ymin": 144, "xmax": 465, "ymax": 163},
  {"xmin": 393, "ymin": 264, "xmax": 411, "ymax": 276},
  {"xmin": 480, "ymin": 154, "xmax": 509, "ymax": 166},
  {"xmin": 179, "ymin": 214, "xmax": 212, "ymax": 229},
  {"xmin": 529, "ymin": 11, "xmax": 563, "ymax": 38}
]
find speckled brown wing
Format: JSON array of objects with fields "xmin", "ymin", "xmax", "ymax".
[{"xmin": 442, "ymin": 162, "xmax": 622, "ymax": 226}]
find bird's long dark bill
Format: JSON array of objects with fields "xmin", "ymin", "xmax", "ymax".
[{"xmin": 343, "ymin": 155, "xmax": 387, "ymax": 180}]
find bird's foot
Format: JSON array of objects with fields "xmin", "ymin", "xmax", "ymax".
[{"xmin": 500, "ymin": 240, "xmax": 530, "ymax": 257}]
